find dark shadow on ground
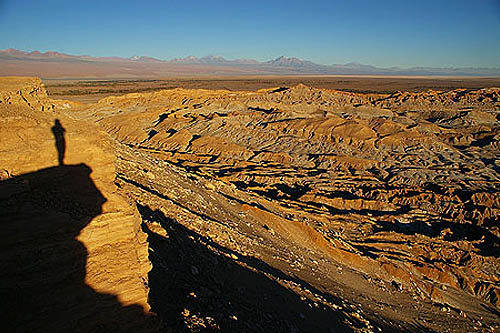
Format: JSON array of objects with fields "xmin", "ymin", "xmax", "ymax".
[
  {"xmin": 373, "ymin": 218, "xmax": 500, "ymax": 258},
  {"xmin": 137, "ymin": 203, "xmax": 363, "ymax": 332},
  {"xmin": 51, "ymin": 119, "xmax": 66, "ymax": 165},
  {"xmin": 0, "ymin": 164, "xmax": 157, "ymax": 332}
]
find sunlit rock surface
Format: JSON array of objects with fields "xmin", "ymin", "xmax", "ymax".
[
  {"xmin": 1, "ymin": 77, "xmax": 499, "ymax": 331},
  {"xmin": 0, "ymin": 77, "xmax": 157, "ymax": 332}
]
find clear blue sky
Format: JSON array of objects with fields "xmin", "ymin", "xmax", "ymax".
[{"xmin": 1, "ymin": 0, "xmax": 499, "ymax": 67}]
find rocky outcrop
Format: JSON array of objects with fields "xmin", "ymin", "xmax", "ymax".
[
  {"xmin": 77, "ymin": 84, "xmax": 500, "ymax": 331},
  {"xmin": 0, "ymin": 77, "xmax": 156, "ymax": 331}
]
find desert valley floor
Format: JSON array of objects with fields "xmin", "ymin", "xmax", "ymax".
[{"xmin": 1, "ymin": 76, "xmax": 500, "ymax": 332}]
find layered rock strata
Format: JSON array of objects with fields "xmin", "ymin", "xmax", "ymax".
[
  {"xmin": 74, "ymin": 83, "xmax": 500, "ymax": 331},
  {"xmin": 2, "ymin": 76, "xmax": 499, "ymax": 331},
  {"xmin": 0, "ymin": 77, "xmax": 156, "ymax": 331}
]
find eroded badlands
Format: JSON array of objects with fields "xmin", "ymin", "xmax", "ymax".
[{"xmin": 1, "ymin": 77, "xmax": 499, "ymax": 332}]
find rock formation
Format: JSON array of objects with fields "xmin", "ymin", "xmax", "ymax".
[
  {"xmin": 0, "ymin": 77, "xmax": 157, "ymax": 331},
  {"xmin": 1, "ymin": 77, "xmax": 499, "ymax": 331}
]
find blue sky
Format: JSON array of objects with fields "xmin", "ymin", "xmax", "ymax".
[{"xmin": 1, "ymin": 0, "xmax": 499, "ymax": 67}]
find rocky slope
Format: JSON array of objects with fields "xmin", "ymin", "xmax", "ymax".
[
  {"xmin": 0, "ymin": 77, "xmax": 157, "ymax": 331},
  {"xmin": 74, "ymin": 83, "xmax": 500, "ymax": 331},
  {"xmin": 1, "ymin": 77, "xmax": 499, "ymax": 332}
]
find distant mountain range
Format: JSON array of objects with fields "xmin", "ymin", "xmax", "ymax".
[{"xmin": 1, "ymin": 48, "xmax": 499, "ymax": 78}]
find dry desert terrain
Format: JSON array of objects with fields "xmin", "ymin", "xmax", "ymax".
[{"xmin": 1, "ymin": 76, "xmax": 500, "ymax": 332}]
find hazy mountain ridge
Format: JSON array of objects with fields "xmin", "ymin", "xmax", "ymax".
[{"xmin": 1, "ymin": 48, "xmax": 500, "ymax": 77}]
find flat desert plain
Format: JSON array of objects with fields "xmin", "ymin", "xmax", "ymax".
[{"xmin": 44, "ymin": 75, "xmax": 500, "ymax": 103}]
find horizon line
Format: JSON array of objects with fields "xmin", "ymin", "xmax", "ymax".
[{"xmin": 2, "ymin": 48, "xmax": 500, "ymax": 70}]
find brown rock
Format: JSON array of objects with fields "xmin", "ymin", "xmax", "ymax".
[{"xmin": 0, "ymin": 77, "xmax": 157, "ymax": 331}]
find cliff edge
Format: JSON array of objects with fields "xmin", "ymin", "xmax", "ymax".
[{"xmin": 0, "ymin": 77, "xmax": 157, "ymax": 331}]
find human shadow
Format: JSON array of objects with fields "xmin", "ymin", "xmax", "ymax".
[
  {"xmin": 51, "ymin": 119, "xmax": 66, "ymax": 165},
  {"xmin": 0, "ymin": 132, "xmax": 156, "ymax": 331},
  {"xmin": 137, "ymin": 204, "xmax": 370, "ymax": 332}
]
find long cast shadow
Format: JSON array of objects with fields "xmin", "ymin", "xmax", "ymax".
[
  {"xmin": 138, "ymin": 204, "xmax": 367, "ymax": 332},
  {"xmin": 51, "ymin": 119, "xmax": 66, "ymax": 165},
  {"xmin": 0, "ymin": 122, "xmax": 156, "ymax": 331}
]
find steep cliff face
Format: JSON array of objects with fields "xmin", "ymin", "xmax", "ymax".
[{"xmin": 0, "ymin": 77, "xmax": 156, "ymax": 331}]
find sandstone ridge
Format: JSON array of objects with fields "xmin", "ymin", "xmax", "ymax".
[{"xmin": 0, "ymin": 77, "xmax": 157, "ymax": 331}]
